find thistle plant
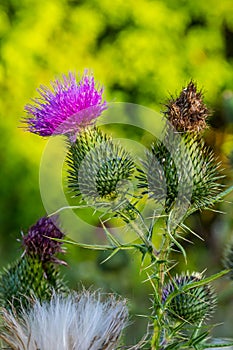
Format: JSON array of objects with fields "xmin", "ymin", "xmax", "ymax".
[{"xmin": 1, "ymin": 71, "xmax": 233, "ymax": 349}]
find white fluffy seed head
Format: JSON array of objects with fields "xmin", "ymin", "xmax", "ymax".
[{"xmin": 0, "ymin": 290, "xmax": 128, "ymax": 350}]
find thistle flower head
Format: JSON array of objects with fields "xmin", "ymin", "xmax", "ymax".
[
  {"xmin": 161, "ymin": 272, "xmax": 216, "ymax": 324},
  {"xmin": 0, "ymin": 291, "xmax": 128, "ymax": 350},
  {"xmin": 138, "ymin": 133, "xmax": 222, "ymax": 213},
  {"xmin": 22, "ymin": 216, "xmax": 66, "ymax": 265},
  {"xmin": 164, "ymin": 81, "xmax": 209, "ymax": 132},
  {"xmin": 67, "ymin": 127, "xmax": 135, "ymax": 211},
  {"xmin": 24, "ymin": 71, "xmax": 107, "ymax": 137},
  {"xmin": 0, "ymin": 255, "xmax": 68, "ymax": 312}
]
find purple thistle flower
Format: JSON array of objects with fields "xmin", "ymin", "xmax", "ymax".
[
  {"xmin": 161, "ymin": 273, "xmax": 200, "ymax": 304},
  {"xmin": 22, "ymin": 216, "xmax": 66, "ymax": 265},
  {"xmin": 24, "ymin": 71, "xmax": 107, "ymax": 138}
]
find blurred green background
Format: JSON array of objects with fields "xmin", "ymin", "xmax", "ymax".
[{"xmin": 1, "ymin": 0, "xmax": 233, "ymax": 345}]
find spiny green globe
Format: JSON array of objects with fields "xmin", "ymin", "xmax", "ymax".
[
  {"xmin": 161, "ymin": 272, "xmax": 216, "ymax": 324},
  {"xmin": 138, "ymin": 133, "xmax": 222, "ymax": 213},
  {"xmin": 0, "ymin": 216, "xmax": 68, "ymax": 312},
  {"xmin": 67, "ymin": 127, "xmax": 135, "ymax": 209},
  {"xmin": 0, "ymin": 256, "xmax": 67, "ymax": 312}
]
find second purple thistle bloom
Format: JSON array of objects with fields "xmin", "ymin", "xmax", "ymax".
[{"xmin": 24, "ymin": 71, "xmax": 107, "ymax": 137}]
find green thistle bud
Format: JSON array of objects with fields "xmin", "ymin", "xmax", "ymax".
[
  {"xmin": 138, "ymin": 133, "xmax": 222, "ymax": 213},
  {"xmin": 161, "ymin": 272, "xmax": 216, "ymax": 324},
  {"xmin": 137, "ymin": 81, "xmax": 222, "ymax": 214},
  {"xmin": 0, "ymin": 256, "xmax": 67, "ymax": 312},
  {"xmin": 0, "ymin": 217, "xmax": 68, "ymax": 312},
  {"xmin": 67, "ymin": 128, "xmax": 109, "ymax": 197},
  {"xmin": 164, "ymin": 81, "xmax": 209, "ymax": 133},
  {"xmin": 67, "ymin": 127, "xmax": 135, "ymax": 210},
  {"xmin": 187, "ymin": 136, "xmax": 223, "ymax": 210}
]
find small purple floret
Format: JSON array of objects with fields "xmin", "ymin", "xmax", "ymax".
[
  {"xmin": 22, "ymin": 216, "xmax": 66, "ymax": 265},
  {"xmin": 162, "ymin": 273, "xmax": 199, "ymax": 304},
  {"xmin": 24, "ymin": 72, "xmax": 107, "ymax": 137}
]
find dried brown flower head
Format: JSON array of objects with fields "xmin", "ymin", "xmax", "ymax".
[{"xmin": 164, "ymin": 81, "xmax": 210, "ymax": 132}]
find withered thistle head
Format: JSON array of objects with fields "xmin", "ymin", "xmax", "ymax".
[
  {"xmin": 22, "ymin": 216, "xmax": 66, "ymax": 265},
  {"xmin": 164, "ymin": 81, "xmax": 209, "ymax": 132},
  {"xmin": 0, "ymin": 291, "xmax": 128, "ymax": 350}
]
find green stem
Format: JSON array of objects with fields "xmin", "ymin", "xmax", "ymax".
[
  {"xmin": 151, "ymin": 317, "xmax": 161, "ymax": 350},
  {"xmin": 150, "ymin": 227, "xmax": 173, "ymax": 349}
]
